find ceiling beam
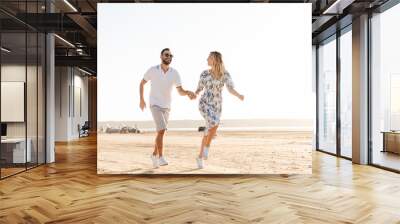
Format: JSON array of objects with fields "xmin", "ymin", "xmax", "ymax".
[
  {"xmin": 322, "ymin": 0, "xmax": 356, "ymax": 14},
  {"xmin": 66, "ymin": 13, "xmax": 97, "ymax": 45},
  {"xmin": 312, "ymin": 15, "xmax": 335, "ymax": 33},
  {"xmin": 55, "ymin": 55, "xmax": 97, "ymax": 73}
]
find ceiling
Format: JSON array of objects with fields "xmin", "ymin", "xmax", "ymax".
[{"xmin": 0, "ymin": 0, "xmax": 393, "ymax": 75}]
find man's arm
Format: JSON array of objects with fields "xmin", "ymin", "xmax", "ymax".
[
  {"xmin": 195, "ymin": 88, "xmax": 202, "ymax": 95},
  {"xmin": 176, "ymin": 86, "xmax": 196, "ymax": 99},
  {"xmin": 139, "ymin": 79, "xmax": 147, "ymax": 110},
  {"xmin": 174, "ymin": 72, "xmax": 195, "ymax": 99}
]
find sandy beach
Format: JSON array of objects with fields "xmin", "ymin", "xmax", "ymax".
[{"xmin": 97, "ymin": 131, "xmax": 312, "ymax": 174}]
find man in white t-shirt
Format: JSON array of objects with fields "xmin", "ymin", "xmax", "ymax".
[{"xmin": 139, "ymin": 48, "xmax": 196, "ymax": 168}]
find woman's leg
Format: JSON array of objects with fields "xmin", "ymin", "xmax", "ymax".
[
  {"xmin": 202, "ymin": 125, "xmax": 218, "ymax": 153},
  {"xmin": 198, "ymin": 104, "xmax": 209, "ymax": 159},
  {"xmin": 205, "ymin": 125, "xmax": 218, "ymax": 146},
  {"xmin": 198, "ymin": 135, "xmax": 207, "ymax": 158},
  {"xmin": 198, "ymin": 105, "xmax": 219, "ymax": 159}
]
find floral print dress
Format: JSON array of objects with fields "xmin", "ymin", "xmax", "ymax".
[{"xmin": 196, "ymin": 70, "xmax": 235, "ymax": 135}]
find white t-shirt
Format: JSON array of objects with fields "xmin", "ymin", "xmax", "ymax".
[{"xmin": 143, "ymin": 65, "xmax": 182, "ymax": 109}]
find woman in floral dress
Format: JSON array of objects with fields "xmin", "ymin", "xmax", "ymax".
[{"xmin": 194, "ymin": 51, "xmax": 244, "ymax": 169}]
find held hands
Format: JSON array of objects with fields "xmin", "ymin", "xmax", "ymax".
[
  {"xmin": 140, "ymin": 99, "xmax": 146, "ymax": 111},
  {"xmin": 187, "ymin": 91, "xmax": 196, "ymax": 100}
]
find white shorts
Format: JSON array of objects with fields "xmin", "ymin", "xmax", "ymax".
[{"xmin": 150, "ymin": 105, "xmax": 170, "ymax": 131}]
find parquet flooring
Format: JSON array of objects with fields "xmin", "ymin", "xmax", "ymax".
[{"xmin": 1, "ymin": 135, "xmax": 400, "ymax": 223}]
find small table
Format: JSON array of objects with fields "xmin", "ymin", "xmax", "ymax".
[
  {"xmin": 1, "ymin": 138, "xmax": 32, "ymax": 164},
  {"xmin": 381, "ymin": 131, "xmax": 400, "ymax": 154}
]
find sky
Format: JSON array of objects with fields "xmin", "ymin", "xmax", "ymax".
[{"xmin": 98, "ymin": 3, "xmax": 313, "ymax": 122}]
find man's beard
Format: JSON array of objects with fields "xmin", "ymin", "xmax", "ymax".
[{"xmin": 162, "ymin": 59, "xmax": 171, "ymax": 65}]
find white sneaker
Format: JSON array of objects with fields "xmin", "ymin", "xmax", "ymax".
[
  {"xmin": 196, "ymin": 157, "xmax": 204, "ymax": 169},
  {"xmin": 151, "ymin": 155, "xmax": 159, "ymax": 168},
  {"xmin": 159, "ymin": 156, "xmax": 168, "ymax": 166}
]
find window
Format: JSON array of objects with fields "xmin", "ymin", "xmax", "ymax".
[
  {"xmin": 318, "ymin": 36, "xmax": 337, "ymax": 154},
  {"xmin": 0, "ymin": 2, "xmax": 46, "ymax": 179},
  {"xmin": 370, "ymin": 3, "xmax": 400, "ymax": 171},
  {"xmin": 340, "ymin": 28, "xmax": 352, "ymax": 158}
]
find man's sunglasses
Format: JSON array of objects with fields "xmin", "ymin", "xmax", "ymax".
[{"xmin": 163, "ymin": 53, "xmax": 173, "ymax": 58}]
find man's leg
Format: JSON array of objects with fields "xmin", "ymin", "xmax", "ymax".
[
  {"xmin": 156, "ymin": 129, "xmax": 166, "ymax": 157},
  {"xmin": 152, "ymin": 141, "xmax": 158, "ymax": 156},
  {"xmin": 150, "ymin": 106, "xmax": 168, "ymax": 156},
  {"xmin": 150, "ymin": 105, "xmax": 169, "ymax": 168}
]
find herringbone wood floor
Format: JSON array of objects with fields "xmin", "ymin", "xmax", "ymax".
[{"xmin": 1, "ymin": 134, "xmax": 400, "ymax": 224}]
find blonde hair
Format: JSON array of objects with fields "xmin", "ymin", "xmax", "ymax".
[{"xmin": 209, "ymin": 51, "xmax": 225, "ymax": 80}]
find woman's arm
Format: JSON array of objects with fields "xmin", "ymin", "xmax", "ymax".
[
  {"xmin": 227, "ymin": 87, "xmax": 244, "ymax": 101},
  {"xmin": 195, "ymin": 72, "xmax": 205, "ymax": 95},
  {"xmin": 223, "ymin": 72, "xmax": 243, "ymax": 100}
]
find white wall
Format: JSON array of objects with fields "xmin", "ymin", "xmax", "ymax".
[
  {"xmin": 72, "ymin": 72, "xmax": 89, "ymax": 138},
  {"xmin": 55, "ymin": 66, "xmax": 69, "ymax": 141},
  {"xmin": 1, "ymin": 65, "xmax": 39, "ymax": 138},
  {"xmin": 55, "ymin": 67, "xmax": 89, "ymax": 141},
  {"xmin": 1, "ymin": 63, "xmax": 46, "ymax": 163}
]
